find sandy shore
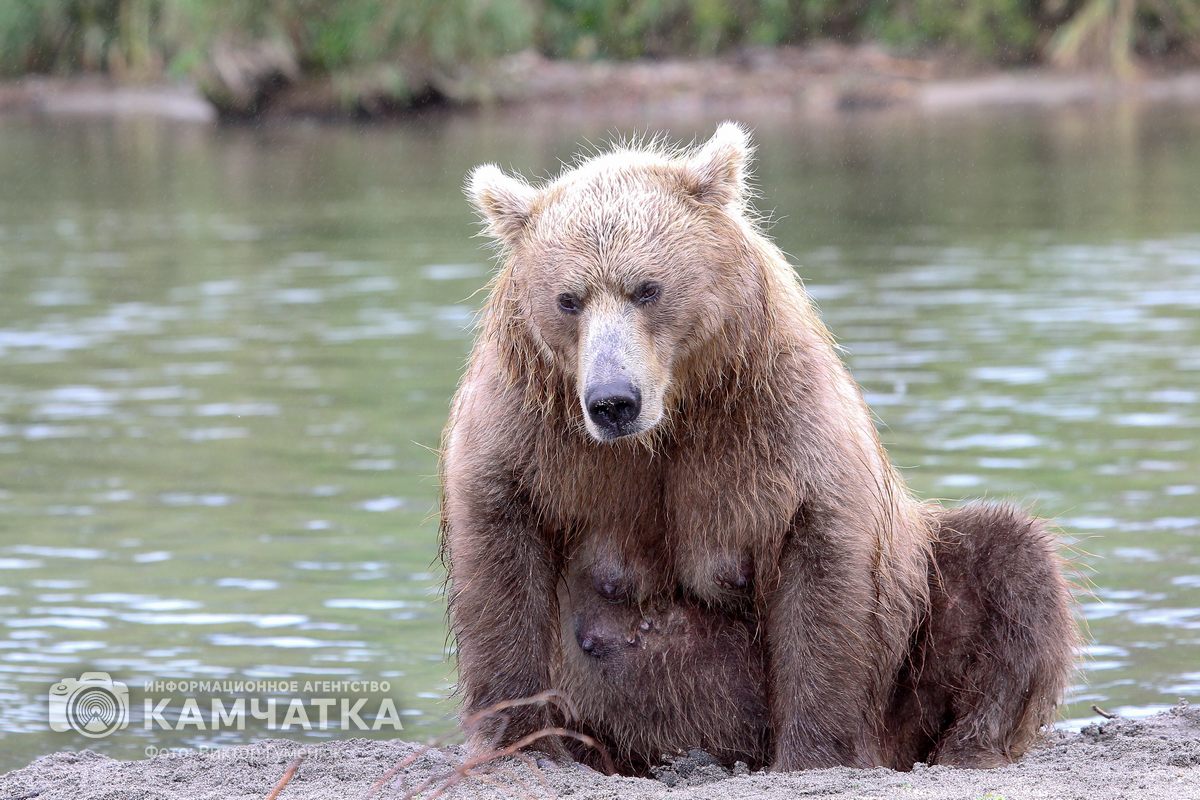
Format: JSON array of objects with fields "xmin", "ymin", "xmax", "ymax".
[{"xmin": 2, "ymin": 704, "xmax": 1198, "ymax": 799}]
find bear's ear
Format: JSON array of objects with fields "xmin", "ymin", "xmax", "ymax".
[
  {"xmin": 682, "ymin": 121, "xmax": 753, "ymax": 208},
  {"xmin": 466, "ymin": 163, "xmax": 538, "ymax": 245}
]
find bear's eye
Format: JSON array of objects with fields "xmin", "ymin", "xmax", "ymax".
[
  {"xmin": 633, "ymin": 281, "xmax": 660, "ymax": 306},
  {"xmin": 557, "ymin": 292, "xmax": 582, "ymax": 314}
]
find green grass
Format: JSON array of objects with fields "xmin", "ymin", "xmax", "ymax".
[{"xmin": 2, "ymin": 0, "xmax": 1197, "ymax": 96}]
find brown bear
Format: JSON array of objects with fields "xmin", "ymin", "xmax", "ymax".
[{"xmin": 440, "ymin": 123, "xmax": 1077, "ymax": 775}]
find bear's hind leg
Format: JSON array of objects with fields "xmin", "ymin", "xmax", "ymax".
[{"xmin": 924, "ymin": 503, "xmax": 1077, "ymax": 768}]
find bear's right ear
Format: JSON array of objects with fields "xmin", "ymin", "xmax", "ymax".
[{"xmin": 466, "ymin": 164, "xmax": 538, "ymax": 245}]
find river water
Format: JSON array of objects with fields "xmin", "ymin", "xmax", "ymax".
[{"xmin": 0, "ymin": 104, "xmax": 1197, "ymax": 769}]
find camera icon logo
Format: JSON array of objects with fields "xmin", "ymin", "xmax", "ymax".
[{"xmin": 48, "ymin": 673, "xmax": 130, "ymax": 738}]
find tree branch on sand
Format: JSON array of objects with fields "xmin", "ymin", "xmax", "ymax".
[{"xmin": 363, "ymin": 690, "xmax": 614, "ymax": 800}]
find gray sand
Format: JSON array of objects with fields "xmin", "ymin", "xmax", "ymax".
[{"xmin": 3, "ymin": 704, "xmax": 1198, "ymax": 799}]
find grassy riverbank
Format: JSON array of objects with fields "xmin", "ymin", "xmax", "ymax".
[{"xmin": 3, "ymin": 1, "xmax": 1200, "ymax": 116}]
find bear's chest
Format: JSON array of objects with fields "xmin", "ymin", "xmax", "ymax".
[{"xmin": 535, "ymin": 439, "xmax": 798, "ymax": 606}]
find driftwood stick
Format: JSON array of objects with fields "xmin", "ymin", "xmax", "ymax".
[
  {"xmin": 265, "ymin": 755, "xmax": 305, "ymax": 800},
  {"xmin": 408, "ymin": 726, "xmax": 614, "ymax": 800},
  {"xmin": 368, "ymin": 690, "xmax": 605, "ymax": 799}
]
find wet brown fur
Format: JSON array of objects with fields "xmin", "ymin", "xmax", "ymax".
[{"xmin": 440, "ymin": 124, "xmax": 1078, "ymax": 775}]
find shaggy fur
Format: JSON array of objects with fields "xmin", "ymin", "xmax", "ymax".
[{"xmin": 440, "ymin": 123, "xmax": 1078, "ymax": 775}]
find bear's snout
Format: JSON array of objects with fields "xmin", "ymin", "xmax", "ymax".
[
  {"xmin": 585, "ymin": 381, "xmax": 642, "ymax": 437},
  {"xmin": 575, "ymin": 619, "xmax": 613, "ymax": 659},
  {"xmin": 574, "ymin": 615, "xmax": 637, "ymax": 659}
]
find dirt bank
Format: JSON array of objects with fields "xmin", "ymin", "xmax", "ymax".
[
  {"xmin": 2, "ymin": 704, "xmax": 1198, "ymax": 800},
  {"xmin": 480, "ymin": 46, "xmax": 1200, "ymax": 120},
  {"xmin": 4, "ymin": 45, "xmax": 1200, "ymax": 123},
  {"xmin": 0, "ymin": 77, "xmax": 215, "ymax": 122}
]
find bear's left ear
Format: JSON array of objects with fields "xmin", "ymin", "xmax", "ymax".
[
  {"xmin": 682, "ymin": 121, "xmax": 753, "ymax": 208},
  {"xmin": 466, "ymin": 163, "xmax": 538, "ymax": 245}
]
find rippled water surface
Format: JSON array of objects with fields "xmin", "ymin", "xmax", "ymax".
[{"xmin": 1, "ymin": 106, "xmax": 1198, "ymax": 769}]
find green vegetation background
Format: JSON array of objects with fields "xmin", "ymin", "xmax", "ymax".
[{"xmin": 2, "ymin": 1, "xmax": 1198, "ymax": 105}]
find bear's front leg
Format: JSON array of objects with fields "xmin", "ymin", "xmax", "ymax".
[
  {"xmin": 764, "ymin": 513, "xmax": 892, "ymax": 771},
  {"xmin": 443, "ymin": 469, "xmax": 567, "ymax": 759}
]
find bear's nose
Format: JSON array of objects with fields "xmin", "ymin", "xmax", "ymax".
[{"xmin": 585, "ymin": 382, "xmax": 641, "ymax": 434}]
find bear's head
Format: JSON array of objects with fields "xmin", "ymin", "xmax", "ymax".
[{"xmin": 467, "ymin": 123, "xmax": 765, "ymax": 444}]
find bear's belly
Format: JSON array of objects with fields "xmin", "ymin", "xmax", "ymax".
[{"xmin": 551, "ymin": 581, "xmax": 770, "ymax": 774}]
